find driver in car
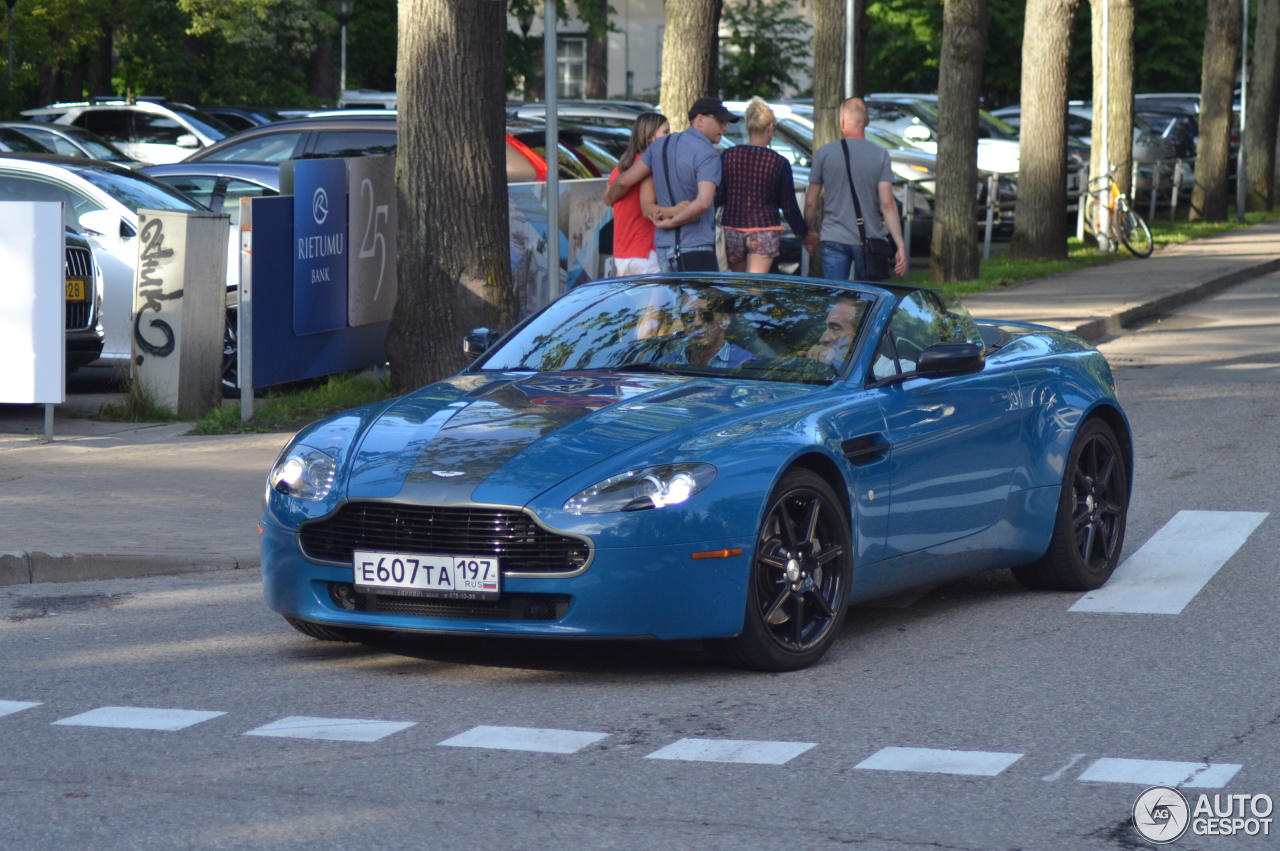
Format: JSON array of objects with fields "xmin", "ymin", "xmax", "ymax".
[
  {"xmin": 662, "ymin": 295, "xmax": 757, "ymax": 368},
  {"xmin": 806, "ymin": 296, "xmax": 862, "ymax": 367}
]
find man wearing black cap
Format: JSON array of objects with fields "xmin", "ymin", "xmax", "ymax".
[{"xmin": 603, "ymin": 97, "xmax": 740, "ymax": 272}]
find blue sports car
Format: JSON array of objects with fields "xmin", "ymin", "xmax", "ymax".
[{"xmin": 262, "ymin": 275, "xmax": 1132, "ymax": 670}]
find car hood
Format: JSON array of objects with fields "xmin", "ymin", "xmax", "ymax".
[{"xmin": 343, "ymin": 371, "xmax": 814, "ymax": 506}]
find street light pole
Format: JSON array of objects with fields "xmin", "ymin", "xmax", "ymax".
[{"xmin": 336, "ymin": 0, "xmax": 354, "ymax": 94}]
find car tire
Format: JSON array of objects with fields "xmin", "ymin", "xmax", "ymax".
[
  {"xmin": 1013, "ymin": 418, "xmax": 1129, "ymax": 591},
  {"xmin": 283, "ymin": 615, "xmax": 388, "ymax": 644},
  {"xmin": 708, "ymin": 468, "xmax": 852, "ymax": 672}
]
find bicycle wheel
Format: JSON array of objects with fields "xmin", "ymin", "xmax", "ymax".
[{"xmin": 1115, "ymin": 197, "xmax": 1153, "ymax": 257}]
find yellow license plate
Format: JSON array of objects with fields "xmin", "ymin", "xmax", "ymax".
[{"xmin": 66, "ymin": 279, "xmax": 87, "ymax": 301}]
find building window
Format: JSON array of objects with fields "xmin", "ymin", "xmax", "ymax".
[{"xmin": 557, "ymin": 37, "xmax": 587, "ymax": 99}]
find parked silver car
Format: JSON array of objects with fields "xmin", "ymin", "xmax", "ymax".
[{"xmin": 21, "ymin": 98, "xmax": 233, "ymax": 165}]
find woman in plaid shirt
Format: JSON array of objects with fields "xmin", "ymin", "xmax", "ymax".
[{"xmin": 719, "ymin": 97, "xmax": 809, "ymax": 273}]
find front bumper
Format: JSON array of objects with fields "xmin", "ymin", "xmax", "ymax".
[{"xmin": 261, "ymin": 519, "xmax": 754, "ymax": 641}]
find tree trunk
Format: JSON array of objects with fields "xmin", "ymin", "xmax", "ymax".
[
  {"xmin": 659, "ymin": 0, "xmax": 721, "ymax": 131},
  {"xmin": 1089, "ymin": 0, "xmax": 1135, "ymax": 199},
  {"xmin": 87, "ymin": 25, "xmax": 114, "ymax": 98},
  {"xmin": 585, "ymin": 0, "xmax": 609, "ymax": 99},
  {"xmin": 1246, "ymin": 0, "xmax": 1280, "ymax": 211},
  {"xmin": 1011, "ymin": 0, "xmax": 1078, "ymax": 260},
  {"xmin": 1193, "ymin": 0, "xmax": 1241, "ymax": 221},
  {"xmin": 931, "ymin": 0, "xmax": 988, "ymax": 284},
  {"xmin": 389, "ymin": 0, "xmax": 513, "ymax": 393},
  {"xmin": 810, "ymin": 0, "xmax": 845, "ymax": 150}
]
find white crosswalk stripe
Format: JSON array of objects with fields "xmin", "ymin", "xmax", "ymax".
[
  {"xmin": 244, "ymin": 716, "xmax": 416, "ymax": 742},
  {"xmin": 53, "ymin": 706, "xmax": 226, "ymax": 731},
  {"xmin": 854, "ymin": 747, "xmax": 1023, "ymax": 777},
  {"xmin": 0, "ymin": 700, "xmax": 40, "ymax": 718},
  {"xmin": 644, "ymin": 738, "xmax": 815, "ymax": 765},
  {"xmin": 437, "ymin": 725, "xmax": 609, "ymax": 754},
  {"xmin": 1076, "ymin": 757, "xmax": 1243, "ymax": 788},
  {"xmin": 1072, "ymin": 510, "xmax": 1269, "ymax": 614}
]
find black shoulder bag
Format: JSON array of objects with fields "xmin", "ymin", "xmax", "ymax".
[{"xmin": 841, "ymin": 140, "xmax": 895, "ymax": 281}]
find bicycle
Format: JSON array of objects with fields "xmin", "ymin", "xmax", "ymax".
[{"xmin": 1083, "ymin": 168, "xmax": 1154, "ymax": 257}]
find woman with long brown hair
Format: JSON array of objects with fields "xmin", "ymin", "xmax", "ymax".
[{"xmin": 606, "ymin": 112, "xmax": 670, "ymax": 276}]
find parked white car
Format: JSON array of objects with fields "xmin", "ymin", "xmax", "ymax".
[
  {"xmin": 20, "ymin": 99, "xmax": 232, "ymax": 165},
  {"xmin": 0, "ymin": 154, "xmax": 235, "ymax": 368}
]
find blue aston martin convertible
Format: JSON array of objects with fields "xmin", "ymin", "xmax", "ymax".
[{"xmin": 262, "ymin": 274, "xmax": 1131, "ymax": 670}]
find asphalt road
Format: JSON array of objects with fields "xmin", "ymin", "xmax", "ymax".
[{"xmin": 1, "ymin": 275, "xmax": 1278, "ymax": 850}]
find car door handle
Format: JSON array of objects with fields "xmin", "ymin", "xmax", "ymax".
[
  {"xmin": 989, "ymin": 391, "xmax": 1010, "ymax": 404},
  {"xmin": 841, "ymin": 435, "xmax": 891, "ymax": 465}
]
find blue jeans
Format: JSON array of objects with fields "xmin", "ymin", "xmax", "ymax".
[{"xmin": 818, "ymin": 240, "xmax": 868, "ymax": 282}]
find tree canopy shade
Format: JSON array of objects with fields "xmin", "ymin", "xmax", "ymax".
[{"xmin": 389, "ymin": 0, "xmax": 512, "ymax": 391}]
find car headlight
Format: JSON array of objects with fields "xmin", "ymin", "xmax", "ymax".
[
  {"xmin": 268, "ymin": 445, "xmax": 337, "ymax": 501},
  {"xmin": 564, "ymin": 463, "xmax": 717, "ymax": 515}
]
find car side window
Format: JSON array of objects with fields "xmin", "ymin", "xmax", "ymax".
[
  {"xmin": 134, "ymin": 113, "xmax": 185, "ymax": 145},
  {"xmin": 305, "ymin": 130, "xmax": 396, "ymax": 158},
  {"xmin": 157, "ymin": 174, "xmax": 219, "ymax": 208},
  {"xmin": 0, "ymin": 173, "xmax": 103, "ymax": 229},
  {"xmin": 76, "ymin": 110, "xmax": 131, "ymax": 143},
  {"xmin": 203, "ymin": 132, "xmax": 304, "ymax": 163},
  {"xmin": 222, "ymin": 178, "xmax": 277, "ymax": 226},
  {"xmin": 21, "ymin": 127, "xmax": 78, "ymax": 156},
  {"xmin": 883, "ymin": 290, "xmax": 983, "ymax": 375}
]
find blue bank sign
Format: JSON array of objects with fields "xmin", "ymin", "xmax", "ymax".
[{"xmin": 293, "ymin": 159, "xmax": 348, "ymax": 335}]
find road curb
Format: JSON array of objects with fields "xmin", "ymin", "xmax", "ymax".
[
  {"xmin": 1069, "ymin": 257, "xmax": 1280, "ymax": 344},
  {"xmin": 0, "ymin": 550, "xmax": 260, "ymax": 586}
]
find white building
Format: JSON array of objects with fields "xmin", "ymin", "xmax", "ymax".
[{"xmin": 509, "ymin": 0, "xmax": 815, "ymax": 103}]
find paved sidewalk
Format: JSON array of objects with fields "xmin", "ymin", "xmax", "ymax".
[{"xmin": 2, "ymin": 219, "xmax": 1279, "ymax": 587}]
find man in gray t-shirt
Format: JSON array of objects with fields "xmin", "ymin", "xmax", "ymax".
[
  {"xmin": 603, "ymin": 98, "xmax": 739, "ymax": 272},
  {"xmin": 803, "ymin": 98, "xmax": 908, "ymax": 282}
]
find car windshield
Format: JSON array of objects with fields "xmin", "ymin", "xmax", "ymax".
[
  {"xmin": 477, "ymin": 278, "xmax": 878, "ymax": 385},
  {"xmin": 69, "ymin": 164, "xmax": 208, "ymax": 212},
  {"xmin": 71, "ymin": 131, "xmax": 132, "ymax": 162},
  {"xmin": 166, "ymin": 103, "xmax": 231, "ymax": 139}
]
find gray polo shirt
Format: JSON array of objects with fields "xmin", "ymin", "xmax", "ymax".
[
  {"xmin": 641, "ymin": 125, "xmax": 722, "ymax": 249},
  {"xmin": 810, "ymin": 138, "xmax": 893, "ymax": 245}
]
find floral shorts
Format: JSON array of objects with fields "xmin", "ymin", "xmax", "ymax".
[{"xmin": 723, "ymin": 227, "xmax": 782, "ymax": 264}]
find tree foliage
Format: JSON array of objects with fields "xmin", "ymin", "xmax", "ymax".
[{"xmin": 718, "ymin": 0, "xmax": 812, "ymax": 100}]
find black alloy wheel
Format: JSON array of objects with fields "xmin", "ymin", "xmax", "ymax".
[
  {"xmin": 709, "ymin": 469, "xmax": 852, "ymax": 671},
  {"xmin": 1013, "ymin": 418, "xmax": 1129, "ymax": 591},
  {"xmin": 222, "ymin": 306, "xmax": 238, "ymax": 397}
]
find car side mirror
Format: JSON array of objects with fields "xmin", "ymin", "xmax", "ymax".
[
  {"xmin": 463, "ymin": 327, "xmax": 494, "ymax": 357},
  {"xmin": 79, "ymin": 210, "xmax": 129, "ymax": 239},
  {"xmin": 916, "ymin": 342, "xmax": 985, "ymax": 378},
  {"xmin": 176, "ymin": 133, "xmax": 201, "ymax": 149},
  {"xmin": 902, "ymin": 125, "xmax": 932, "ymax": 144}
]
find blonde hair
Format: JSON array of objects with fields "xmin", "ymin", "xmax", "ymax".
[{"xmin": 743, "ymin": 97, "xmax": 776, "ymax": 135}]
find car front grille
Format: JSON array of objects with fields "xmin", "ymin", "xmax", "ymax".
[
  {"xmin": 65, "ymin": 245, "xmax": 94, "ymax": 331},
  {"xmin": 328, "ymin": 582, "xmax": 571, "ymax": 621},
  {"xmin": 299, "ymin": 502, "xmax": 591, "ymax": 574}
]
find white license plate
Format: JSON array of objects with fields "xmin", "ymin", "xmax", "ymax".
[{"xmin": 352, "ymin": 550, "xmax": 501, "ymax": 599}]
